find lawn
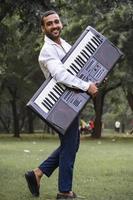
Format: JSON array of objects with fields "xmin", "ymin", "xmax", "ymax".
[{"xmin": 0, "ymin": 132, "xmax": 133, "ymax": 200}]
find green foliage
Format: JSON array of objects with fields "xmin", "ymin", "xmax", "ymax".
[{"xmin": 103, "ymin": 87, "xmax": 132, "ymax": 128}]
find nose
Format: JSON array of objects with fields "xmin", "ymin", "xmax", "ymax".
[{"xmin": 52, "ymin": 22, "xmax": 58, "ymax": 28}]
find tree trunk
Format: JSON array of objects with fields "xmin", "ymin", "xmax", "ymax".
[
  {"xmin": 126, "ymin": 90, "xmax": 133, "ymax": 112},
  {"xmin": 10, "ymin": 99, "xmax": 20, "ymax": 137},
  {"xmin": 0, "ymin": 115, "xmax": 10, "ymax": 133},
  {"xmin": 92, "ymin": 91, "xmax": 105, "ymax": 138},
  {"xmin": 121, "ymin": 122, "xmax": 125, "ymax": 133},
  {"xmin": 27, "ymin": 109, "xmax": 34, "ymax": 133}
]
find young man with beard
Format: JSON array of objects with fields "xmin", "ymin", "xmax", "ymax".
[{"xmin": 25, "ymin": 10, "xmax": 98, "ymax": 199}]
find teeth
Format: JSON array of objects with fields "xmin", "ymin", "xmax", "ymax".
[{"xmin": 53, "ymin": 30, "xmax": 58, "ymax": 34}]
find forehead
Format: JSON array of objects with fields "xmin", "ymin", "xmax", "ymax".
[{"xmin": 44, "ymin": 14, "xmax": 60, "ymax": 24}]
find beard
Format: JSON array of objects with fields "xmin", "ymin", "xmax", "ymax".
[{"xmin": 45, "ymin": 28, "xmax": 62, "ymax": 41}]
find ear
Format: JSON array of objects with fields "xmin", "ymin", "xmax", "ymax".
[
  {"xmin": 60, "ymin": 22, "xmax": 63, "ymax": 30},
  {"xmin": 41, "ymin": 26, "xmax": 45, "ymax": 33}
]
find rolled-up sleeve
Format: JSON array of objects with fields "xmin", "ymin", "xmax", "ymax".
[{"xmin": 39, "ymin": 44, "xmax": 92, "ymax": 92}]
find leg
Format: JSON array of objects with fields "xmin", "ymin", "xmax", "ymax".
[
  {"xmin": 38, "ymin": 146, "xmax": 61, "ymax": 177},
  {"xmin": 58, "ymin": 117, "xmax": 80, "ymax": 192},
  {"xmin": 25, "ymin": 139, "xmax": 62, "ymax": 196}
]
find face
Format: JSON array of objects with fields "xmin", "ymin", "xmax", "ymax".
[{"xmin": 42, "ymin": 13, "xmax": 63, "ymax": 42}]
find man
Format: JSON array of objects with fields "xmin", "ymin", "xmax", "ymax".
[
  {"xmin": 25, "ymin": 10, "xmax": 98, "ymax": 199},
  {"xmin": 115, "ymin": 121, "xmax": 121, "ymax": 133}
]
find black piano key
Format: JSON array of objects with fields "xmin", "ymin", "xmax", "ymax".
[
  {"xmin": 81, "ymin": 51, "xmax": 88, "ymax": 60},
  {"xmin": 71, "ymin": 63, "xmax": 81, "ymax": 71},
  {"xmin": 50, "ymin": 91, "xmax": 59, "ymax": 100},
  {"xmin": 42, "ymin": 101, "xmax": 51, "ymax": 111},
  {"xmin": 56, "ymin": 83, "xmax": 65, "ymax": 92},
  {"xmin": 70, "ymin": 64, "xmax": 79, "ymax": 73},
  {"xmin": 87, "ymin": 43, "xmax": 96, "ymax": 53},
  {"xmin": 94, "ymin": 36, "xmax": 102, "ymax": 44},
  {"xmin": 78, "ymin": 55, "xmax": 86, "ymax": 64},
  {"xmin": 85, "ymin": 45, "xmax": 93, "ymax": 55},
  {"xmin": 88, "ymin": 42, "xmax": 96, "ymax": 51},
  {"xmin": 45, "ymin": 97, "xmax": 54, "ymax": 106},
  {"xmin": 91, "ymin": 38, "xmax": 99, "ymax": 46},
  {"xmin": 76, "ymin": 57, "xmax": 84, "ymax": 66},
  {"xmin": 85, "ymin": 44, "xmax": 94, "ymax": 54},
  {"xmin": 67, "ymin": 69, "xmax": 74, "ymax": 75},
  {"xmin": 81, "ymin": 50, "xmax": 90, "ymax": 59},
  {"xmin": 43, "ymin": 99, "xmax": 52, "ymax": 109},
  {"xmin": 54, "ymin": 85, "xmax": 63, "ymax": 95},
  {"xmin": 88, "ymin": 42, "xmax": 97, "ymax": 51},
  {"xmin": 48, "ymin": 93, "xmax": 57, "ymax": 102},
  {"xmin": 74, "ymin": 59, "xmax": 83, "ymax": 68},
  {"xmin": 53, "ymin": 87, "xmax": 62, "ymax": 96},
  {"xmin": 56, "ymin": 84, "xmax": 65, "ymax": 93}
]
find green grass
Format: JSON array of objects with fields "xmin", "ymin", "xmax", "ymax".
[{"xmin": 0, "ymin": 133, "xmax": 133, "ymax": 200}]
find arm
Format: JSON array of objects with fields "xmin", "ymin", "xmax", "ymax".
[{"xmin": 39, "ymin": 46, "xmax": 98, "ymax": 95}]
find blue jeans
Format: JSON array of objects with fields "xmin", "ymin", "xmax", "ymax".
[{"xmin": 38, "ymin": 117, "xmax": 80, "ymax": 192}]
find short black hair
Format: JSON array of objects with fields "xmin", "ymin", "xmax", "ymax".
[{"xmin": 41, "ymin": 10, "xmax": 58, "ymax": 26}]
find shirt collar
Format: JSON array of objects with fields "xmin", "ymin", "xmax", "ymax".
[{"xmin": 44, "ymin": 35, "xmax": 65, "ymax": 46}]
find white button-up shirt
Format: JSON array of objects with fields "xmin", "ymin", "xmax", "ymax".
[{"xmin": 39, "ymin": 35, "xmax": 92, "ymax": 91}]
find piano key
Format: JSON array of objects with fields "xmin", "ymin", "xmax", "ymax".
[
  {"xmin": 43, "ymin": 99, "xmax": 53, "ymax": 109},
  {"xmin": 84, "ymin": 46, "xmax": 92, "ymax": 56},
  {"xmin": 48, "ymin": 93, "xmax": 57, "ymax": 102},
  {"xmin": 89, "ymin": 39, "xmax": 98, "ymax": 49},
  {"xmin": 78, "ymin": 55, "xmax": 87, "ymax": 63},
  {"xmin": 77, "ymin": 56, "xmax": 85, "ymax": 66},
  {"xmin": 53, "ymin": 87, "xmax": 62, "ymax": 96},
  {"xmin": 42, "ymin": 101, "xmax": 51, "ymax": 111},
  {"xmin": 81, "ymin": 50, "xmax": 90, "ymax": 59},
  {"xmin": 91, "ymin": 38, "xmax": 100, "ymax": 47},
  {"xmin": 56, "ymin": 85, "xmax": 65, "ymax": 94},
  {"xmin": 88, "ymin": 45, "xmax": 96, "ymax": 55},
  {"xmin": 74, "ymin": 59, "xmax": 84, "ymax": 68},
  {"xmin": 94, "ymin": 36, "xmax": 102, "ymax": 45},
  {"xmin": 56, "ymin": 83, "xmax": 65, "ymax": 92},
  {"xmin": 67, "ymin": 64, "xmax": 79, "ymax": 75},
  {"xmin": 72, "ymin": 62, "xmax": 81, "ymax": 70},
  {"xmin": 80, "ymin": 51, "xmax": 89, "ymax": 61},
  {"xmin": 89, "ymin": 33, "xmax": 102, "ymax": 46},
  {"xmin": 67, "ymin": 69, "xmax": 75, "ymax": 75},
  {"xmin": 46, "ymin": 96, "xmax": 56, "ymax": 106},
  {"xmin": 91, "ymin": 37, "xmax": 100, "ymax": 45},
  {"xmin": 45, "ymin": 97, "xmax": 54, "ymax": 106},
  {"xmin": 70, "ymin": 64, "xmax": 79, "ymax": 73},
  {"xmin": 54, "ymin": 85, "xmax": 64, "ymax": 94},
  {"xmin": 50, "ymin": 91, "xmax": 59, "ymax": 100},
  {"xmin": 88, "ymin": 42, "xmax": 96, "ymax": 51},
  {"xmin": 86, "ymin": 44, "xmax": 94, "ymax": 54}
]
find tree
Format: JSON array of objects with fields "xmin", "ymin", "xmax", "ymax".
[
  {"xmin": 0, "ymin": 12, "xmax": 41, "ymax": 136},
  {"xmin": 0, "ymin": 0, "xmax": 57, "ymax": 136},
  {"xmin": 60, "ymin": 0, "xmax": 133, "ymax": 138}
]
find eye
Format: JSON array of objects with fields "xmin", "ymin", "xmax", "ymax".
[
  {"xmin": 54, "ymin": 19, "xmax": 60, "ymax": 24},
  {"xmin": 46, "ymin": 21, "xmax": 52, "ymax": 26}
]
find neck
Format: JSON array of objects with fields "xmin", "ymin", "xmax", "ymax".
[{"xmin": 54, "ymin": 38, "xmax": 61, "ymax": 45}]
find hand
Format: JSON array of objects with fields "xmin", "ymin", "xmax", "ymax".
[{"xmin": 87, "ymin": 83, "xmax": 98, "ymax": 97}]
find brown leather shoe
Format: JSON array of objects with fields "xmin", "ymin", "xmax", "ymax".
[{"xmin": 56, "ymin": 192, "xmax": 77, "ymax": 199}]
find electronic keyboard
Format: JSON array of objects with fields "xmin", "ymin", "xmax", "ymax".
[{"xmin": 27, "ymin": 26, "xmax": 123, "ymax": 135}]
